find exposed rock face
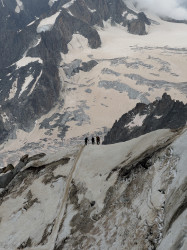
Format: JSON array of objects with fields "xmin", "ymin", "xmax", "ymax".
[
  {"xmin": 128, "ymin": 18, "xmax": 146, "ymax": 35},
  {"xmin": 128, "ymin": 12, "xmax": 150, "ymax": 35},
  {"xmin": 0, "ymin": 153, "xmax": 46, "ymax": 188},
  {"xmin": 103, "ymin": 93, "xmax": 187, "ymax": 144},
  {"xmin": 0, "ymin": 0, "xmax": 151, "ymax": 143}
]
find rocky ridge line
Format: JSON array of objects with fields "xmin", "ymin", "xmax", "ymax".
[{"xmin": 103, "ymin": 93, "xmax": 187, "ymax": 144}]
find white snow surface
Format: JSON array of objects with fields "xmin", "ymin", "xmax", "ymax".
[
  {"xmin": 62, "ymin": 0, "xmax": 76, "ymax": 9},
  {"xmin": 8, "ymin": 79, "xmax": 18, "ymax": 100},
  {"xmin": 87, "ymin": 7, "xmax": 96, "ymax": 13},
  {"xmin": 126, "ymin": 114, "xmax": 147, "ymax": 128},
  {"xmin": 15, "ymin": 0, "xmax": 24, "ymax": 13},
  {"xmin": 74, "ymin": 129, "xmax": 175, "ymax": 211},
  {"xmin": 126, "ymin": 13, "xmax": 137, "ymax": 20},
  {"xmin": 15, "ymin": 56, "xmax": 43, "ymax": 69},
  {"xmin": 171, "ymin": 129, "xmax": 187, "ymax": 188},
  {"xmin": 27, "ymin": 20, "xmax": 36, "ymax": 27},
  {"xmin": 37, "ymin": 11, "xmax": 61, "ymax": 33},
  {"xmin": 154, "ymin": 115, "xmax": 163, "ymax": 119},
  {"xmin": 0, "ymin": 128, "xmax": 186, "ymax": 249},
  {"xmin": 19, "ymin": 75, "xmax": 34, "ymax": 97},
  {"xmin": 28, "ymin": 70, "xmax": 43, "ymax": 96},
  {"xmin": 0, "ymin": 145, "xmax": 80, "ymax": 249}
]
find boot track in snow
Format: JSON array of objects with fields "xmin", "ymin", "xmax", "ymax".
[{"xmin": 51, "ymin": 145, "xmax": 85, "ymax": 249}]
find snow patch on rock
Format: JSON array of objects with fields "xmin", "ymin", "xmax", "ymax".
[
  {"xmin": 28, "ymin": 70, "xmax": 43, "ymax": 96},
  {"xmin": 37, "ymin": 11, "xmax": 61, "ymax": 33},
  {"xmin": 127, "ymin": 114, "xmax": 147, "ymax": 128},
  {"xmin": 63, "ymin": 0, "xmax": 76, "ymax": 9},
  {"xmin": 8, "ymin": 79, "xmax": 18, "ymax": 100},
  {"xmin": 87, "ymin": 7, "xmax": 96, "ymax": 13},
  {"xmin": 15, "ymin": 57, "xmax": 43, "ymax": 69},
  {"xmin": 1, "ymin": 0, "xmax": 5, "ymax": 7},
  {"xmin": 1, "ymin": 113, "xmax": 9, "ymax": 123},
  {"xmin": 48, "ymin": 0, "xmax": 59, "ymax": 7},
  {"xmin": 15, "ymin": 0, "xmax": 24, "ymax": 13},
  {"xmin": 155, "ymin": 115, "xmax": 162, "ymax": 119},
  {"xmin": 126, "ymin": 13, "xmax": 137, "ymax": 21},
  {"xmin": 19, "ymin": 75, "xmax": 34, "ymax": 97}
]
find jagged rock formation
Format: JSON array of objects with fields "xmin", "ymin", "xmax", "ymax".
[
  {"xmin": 128, "ymin": 12, "xmax": 151, "ymax": 35},
  {"xmin": 0, "ymin": 0, "xmax": 152, "ymax": 144},
  {"xmin": 0, "ymin": 153, "xmax": 46, "ymax": 188},
  {"xmin": 0, "ymin": 128, "xmax": 186, "ymax": 249},
  {"xmin": 103, "ymin": 93, "xmax": 187, "ymax": 144}
]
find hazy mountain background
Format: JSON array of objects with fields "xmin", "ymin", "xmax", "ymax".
[{"xmin": 133, "ymin": 0, "xmax": 187, "ymax": 20}]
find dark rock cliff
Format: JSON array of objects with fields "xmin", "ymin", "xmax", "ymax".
[{"xmin": 103, "ymin": 93, "xmax": 187, "ymax": 144}]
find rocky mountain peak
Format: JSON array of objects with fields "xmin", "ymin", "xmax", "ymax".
[{"xmin": 103, "ymin": 93, "xmax": 187, "ymax": 144}]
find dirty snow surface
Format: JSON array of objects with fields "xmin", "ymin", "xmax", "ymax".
[{"xmin": 0, "ymin": 128, "xmax": 186, "ymax": 249}]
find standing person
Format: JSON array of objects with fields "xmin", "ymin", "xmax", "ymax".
[
  {"xmin": 85, "ymin": 137, "xmax": 89, "ymax": 145},
  {"xmin": 91, "ymin": 137, "xmax": 95, "ymax": 145},
  {"xmin": 96, "ymin": 136, "xmax": 100, "ymax": 145}
]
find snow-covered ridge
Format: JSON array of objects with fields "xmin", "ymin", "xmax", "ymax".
[{"xmin": 0, "ymin": 128, "xmax": 186, "ymax": 249}]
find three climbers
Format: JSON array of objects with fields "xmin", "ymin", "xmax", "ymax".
[{"xmin": 85, "ymin": 136, "xmax": 100, "ymax": 145}]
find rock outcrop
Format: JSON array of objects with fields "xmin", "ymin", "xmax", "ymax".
[
  {"xmin": 103, "ymin": 93, "xmax": 187, "ymax": 144},
  {"xmin": 0, "ymin": 153, "xmax": 46, "ymax": 188}
]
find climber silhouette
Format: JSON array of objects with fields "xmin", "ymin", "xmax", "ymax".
[
  {"xmin": 96, "ymin": 136, "xmax": 100, "ymax": 145},
  {"xmin": 91, "ymin": 137, "xmax": 95, "ymax": 145},
  {"xmin": 85, "ymin": 137, "xmax": 89, "ymax": 145}
]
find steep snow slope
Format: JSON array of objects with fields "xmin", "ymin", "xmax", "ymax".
[{"xmin": 0, "ymin": 128, "xmax": 186, "ymax": 249}]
